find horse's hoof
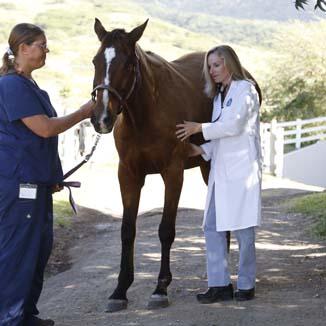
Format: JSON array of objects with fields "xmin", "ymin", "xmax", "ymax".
[
  {"xmin": 147, "ymin": 294, "xmax": 169, "ymax": 309},
  {"xmin": 106, "ymin": 299, "xmax": 128, "ymax": 313}
]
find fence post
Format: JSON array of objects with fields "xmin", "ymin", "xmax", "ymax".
[
  {"xmin": 260, "ymin": 122, "xmax": 271, "ymax": 173},
  {"xmin": 270, "ymin": 119, "xmax": 284, "ymax": 177},
  {"xmin": 274, "ymin": 127, "xmax": 284, "ymax": 177},
  {"xmin": 270, "ymin": 119, "xmax": 277, "ymax": 175},
  {"xmin": 295, "ymin": 118, "xmax": 302, "ymax": 149}
]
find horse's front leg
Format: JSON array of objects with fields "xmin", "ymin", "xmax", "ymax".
[
  {"xmin": 107, "ymin": 165, "xmax": 144, "ymax": 313},
  {"xmin": 148, "ymin": 162, "xmax": 184, "ymax": 309}
]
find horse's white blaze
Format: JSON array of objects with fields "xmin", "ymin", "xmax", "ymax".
[{"xmin": 99, "ymin": 47, "xmax": 116, "ymax": 131}]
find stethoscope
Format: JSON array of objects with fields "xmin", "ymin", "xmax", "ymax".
[{"xmin": 212, "ymin": 84, "xmax": 228, "ymax": 123}]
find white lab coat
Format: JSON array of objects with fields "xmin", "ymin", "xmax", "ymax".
[{"xmin": 200, "ymin": 79, "xmax": 262, "ymax": 231}]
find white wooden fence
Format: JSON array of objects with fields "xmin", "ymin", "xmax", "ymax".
[
  {"xmin": 59, "ymin": 121, "xmax": 98, "ymax": 171},
  {"xmin": 59, "ymin": 116, "xmax": 326, "ymax": 179},
  {"xmin": 261, "ymin": 116, "xmax": 326, "ymax": 177},
  {"xmin": 59, "ymin": 121, "xmax": 119, "ymax": 172}
]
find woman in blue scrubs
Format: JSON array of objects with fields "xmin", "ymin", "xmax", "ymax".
[{"xmin": 0, "ymin": 23, "xmax": 95, "ymax": 326}]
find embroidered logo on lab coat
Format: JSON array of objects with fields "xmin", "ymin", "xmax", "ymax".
[{"xmin": 226, "ymin": 98, "xmax": 232, "ymax": 107}]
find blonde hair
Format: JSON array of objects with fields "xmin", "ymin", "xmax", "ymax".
[
  {"xmin": 0, "ymin": 23, "xmax": 44, "ymax": 76},
  {"xmin": 203, "ymin": 45, "xmax": 253, "ymax": 98}
]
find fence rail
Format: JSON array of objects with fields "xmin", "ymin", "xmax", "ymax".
[
  {"xmin": 260, "ymin": 116, "xmax": 326, "ymax": 176},
  {"xmin": 277, "ymin": 116, "xmax": 326, "ymax": 127},
  {"xmin": 59, "ymin": 116, "xmax": 326, "ymax": 178}
]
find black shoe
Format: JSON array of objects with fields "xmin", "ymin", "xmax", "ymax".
[
  {"xmin": 234, "ymin": 288, "xmax": 255, "ymax": 301},
  {"xmin": 196, "ymin": 283, "xmax": 234, "ymax": 304},
  {"xmin": 24, "ymin": 315, "xmax": 55, "ymax": 326}
]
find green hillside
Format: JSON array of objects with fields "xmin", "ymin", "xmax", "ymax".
[
  {"xmin": 0, "ymin": 0, "xmax": 324, "ymax": 121},
  {"xmin": 0, "ymin": 0, "xmax": 218, "ymax": 108},
  {"xmin": 134, "ymin": 0, "xmax": 325, "ymax": 21},
  {"xmin": 0, "ymin": 1, "xmax": 221, "ymax": 99}
]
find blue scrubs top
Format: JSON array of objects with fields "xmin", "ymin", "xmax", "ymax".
[{"xmin": 0, "ymin": 73, "xmax": 63, "ymax": 185}]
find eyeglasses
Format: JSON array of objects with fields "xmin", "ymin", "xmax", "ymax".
[{"xmin": 31, "ymin": 42, "xmax": 49, "ymax": 51}]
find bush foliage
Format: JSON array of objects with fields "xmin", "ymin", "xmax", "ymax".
[{"xmin": 261, "ymin": 21, "xmax": 326, "ymax": 122}]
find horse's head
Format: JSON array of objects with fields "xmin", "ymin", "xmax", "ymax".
[{"xmin": 90, "ymin": 18, "xmax": 148, "ymax": 134}]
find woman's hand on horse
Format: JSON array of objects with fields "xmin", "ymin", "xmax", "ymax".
[
  {"xmin": 80, "ymin": 99, "xmax": 96, "ymax": 119},
  {"xmin": 176, "ymin": 121, "xmax": 202, "ymax": 141}
]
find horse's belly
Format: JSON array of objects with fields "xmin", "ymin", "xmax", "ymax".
[{"xmin": 184, "ymin": 156, "xmax": 205, "ymax": 169}]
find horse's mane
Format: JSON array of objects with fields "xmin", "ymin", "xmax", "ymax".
[{"xmin": 135, "ymin": 44, "xmax": 204, "ymax": 89}]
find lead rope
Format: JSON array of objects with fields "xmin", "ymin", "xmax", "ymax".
[{"xmin": 60, "ymin": 134, "xmax": 101, "ymax": 214}]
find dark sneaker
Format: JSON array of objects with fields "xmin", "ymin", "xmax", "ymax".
[
  {"xmin": 196, "ymin": 283, "xmax": 234, "ymax": 304},
  {"xmin": 24, "ymin": 315, "xmax": 55, "ymax": 326},
  {"xmin": 234, "ymin": 288, "xmax": 255, "ymax": 301}
]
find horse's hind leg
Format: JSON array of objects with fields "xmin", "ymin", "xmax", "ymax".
[
  {"xmin": 148, "ymin": 163, "xmax": 184, "ymax": 309},
  {"xmin": 107, "ymin": 165, "xmax": 144, "ymax": 313}
]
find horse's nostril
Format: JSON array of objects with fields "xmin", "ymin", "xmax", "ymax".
[{"xmin": 103, "ymin": 116, "xmax": 111, "ymax": 125}]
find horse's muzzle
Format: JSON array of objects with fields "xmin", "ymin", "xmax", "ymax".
[{"xmin": 90, "ymin": 115, "xmax": 113, "ymax": 134}]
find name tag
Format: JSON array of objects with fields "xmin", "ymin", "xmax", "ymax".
[{"xmin": 19, "ymin": 184, "xmax": 37, "ymax": 200}]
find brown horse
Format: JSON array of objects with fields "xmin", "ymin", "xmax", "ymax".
[{"xmin": 90, "ymin": 19, "xmax": 260, "ymax": 312}]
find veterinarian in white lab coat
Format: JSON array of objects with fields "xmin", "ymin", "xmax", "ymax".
[{"xmin": 176, "ymin": 45, "xmax": 262, "ymax": 303}]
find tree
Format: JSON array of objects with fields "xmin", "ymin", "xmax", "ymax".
[
  {"xmin": 261, "ymin": 21, "xmax": 326, "ymax": 122},
  {"xmin": 295, "ymin": 0, "xmax": 326, "ymax": 11}
]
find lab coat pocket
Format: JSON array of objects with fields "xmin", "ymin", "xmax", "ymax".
[{"xmin": 223, "ymin": 150, "xmax": 251, "ymax": 180}]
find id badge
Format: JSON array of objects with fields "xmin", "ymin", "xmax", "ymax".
[{"xmin": 19, "ymin": 184, "xmax": 38, "ymax": 200}]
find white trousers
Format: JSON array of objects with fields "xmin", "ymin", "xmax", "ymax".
[{"xmin": 204, "ymin": 189, "xmax": 256, "ymax": 289}]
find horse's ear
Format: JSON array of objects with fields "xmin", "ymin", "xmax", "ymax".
[
  {"xmin": 128, "ymin": 19, "xmax": 149, "ymax": 44},
  {"xmin": 94, "ymin": 18, "xmax": 107, "ymax": 41}
]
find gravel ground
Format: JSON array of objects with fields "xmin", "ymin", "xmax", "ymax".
[{"xmin": 39, "ymin": 185, "xmax": 326, "ymax": 326}]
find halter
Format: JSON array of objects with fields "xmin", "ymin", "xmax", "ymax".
[{"xmin": 91, "ymin": 58, "xmax": 139, "ymax": 114}]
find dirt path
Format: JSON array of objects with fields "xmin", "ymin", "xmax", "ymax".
[{"xmin": 39, "ymin": 188, "xmax": 326, "ymax": 326}]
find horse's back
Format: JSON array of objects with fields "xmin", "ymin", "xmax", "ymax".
[
  {"xmin": 170, "ymin": 52, "xmax": 206, "ymax": 82},
  {"xmin": 143, "ymin": 50, "xmax": 205, "ymax": 86},
  {"xmin": 169, "ymin": 52, "xmax": 211, "ymax": 123}
]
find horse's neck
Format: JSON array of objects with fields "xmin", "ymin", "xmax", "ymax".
[
  {"xmin": 123, "ymin": 47, "xmax": 157, "ymax": 128},
  {"xmin": 135, "ymin": 46, "xmax": 157, "ymax": 96}
]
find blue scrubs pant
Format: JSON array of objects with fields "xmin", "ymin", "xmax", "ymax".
[
  {"xmin": 204, "ymin": 188, "xmax": 256, "ymax": 289},
  {"xmin": 0, "ymin": 177, "xmax": 53, "ymax": 326}
]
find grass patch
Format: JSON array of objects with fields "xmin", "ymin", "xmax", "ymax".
[
  {"xmin": 287, "ymin": 192, "xmax": 326, "ymax": 238},
  {"xmin": 53, "ymin": 199, "xmax": 73, "ymax": 228}
]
